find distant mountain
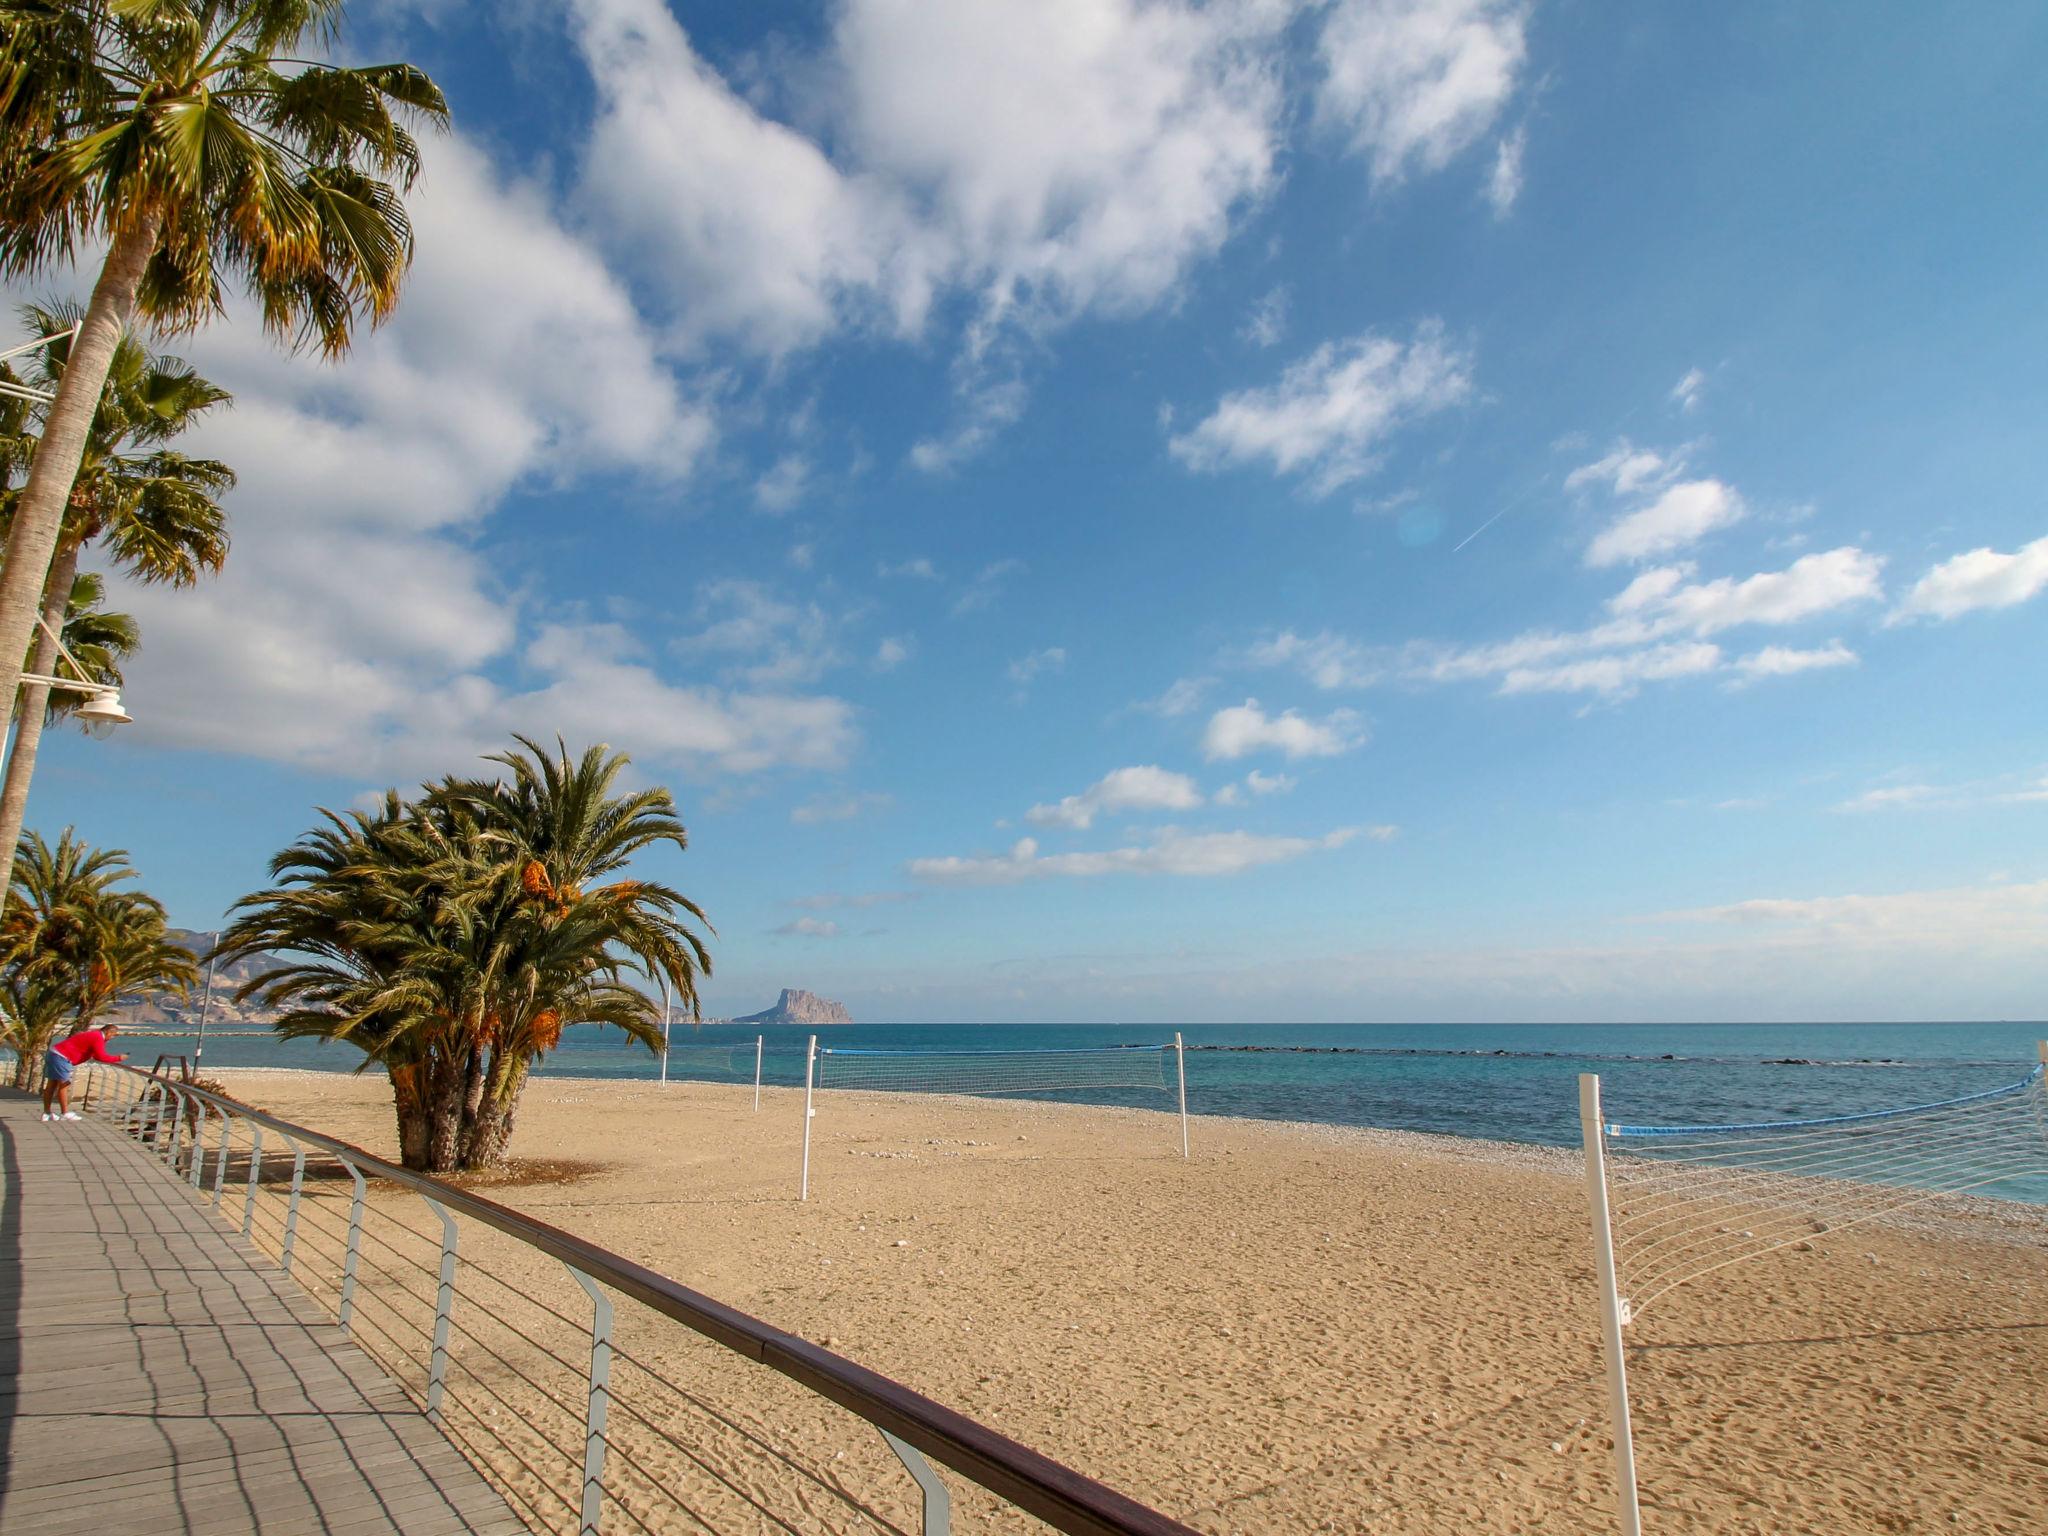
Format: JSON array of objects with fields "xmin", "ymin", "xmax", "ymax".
[
  {"xmin": 731, "ymin": 988, "xmax": 853, "ymax": 1027},
  {"xmin": 106, "ymin": 928, "xmax": 286, "ymax": 1030}
]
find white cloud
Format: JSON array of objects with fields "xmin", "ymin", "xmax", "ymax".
[
  {"xmin": 1485, "ymin": 122, "xmax": 1525, "ymax": 217},
  {"xmin": 874, "ymin": 636, "xmax": 912, "ymax": 671},
  {"xmin": 773, "ymin": 917, "xmax": 843, "ymax": 938},
  {"xmin": 1316, "ymin": 0, "xmax": 1529, "ymax": 185},
  {"xmin": 1245, "ymin": 768, "xmax": 1296, "ymax": 795},
  {"xmin": 1564, "ymin": 439, "xmax": 1675, "ymax": 497},
  {"xmin": 1585, "ymin": 478, "xmax": 1744, "ymax": 567},
  {"xmin": 1132, "ymin": 676, "xmax": 1216, "ymax": 717},
  {"xmin": 1656, "ymin": 877, "xmax": 2048, "ymax": 945},
  {"xmin": 674, "ymin": 579, "xmax": 839, "ymax": 687},
  {"xmin": 1240, "ymin": 284, "xmax": 1290, "ymax": 346},
  {"xmin": 1834, "ymin": 784, "xmax": 1938, "ymax": 814},
  {"xmin": 1731, "ymin": 641, "xmax": 1857, "ymax": 682},
  {"xmin": 1026, "ymin": 765, "xmax": 1206, "ymax": 829},
  {"xmin": 952, "ymin": 559, "xmax": 1026, "ymax": 616},
  {"xmin": 879, "ymin": 557, "xmax": 941, "ymax": 580},
  {"xmin": 753, "ymin": 454, "xmax": 811, "ymax": 513},
  {"xmin": 1169, "ymin": 322, "xmax": 1474, "ymax": 495},
  {"xmin": 1888, "ymin": 535, "xmax": 2048, "ymax": 623},
  {"xmin": 1007, "ymin": 647, "xmax": 1068, "ymax": 689},
  {"xmin": 1607, "ymin": 548, "xmax": 1885, "ymax": 634},
  {"xmin": 1498, "ymin": 641, "xmax": 1722, "ymax": 698},
  {"xmin": 790, "ymin": 890, "xmax": 921, "ymax": 911},
  {"xmin": 908, "ymin": 825, "xmax": 1365, "ymax": 885},
  {"xmin": 909, "ymin": 377, "xmax": 1028, "ymax": 473},
  {"xmin": 791, "ymin": 790, "xmax": 893, "ymax": 826},
  {"xmin": 110, "ymin": 137, "xmax": 780, "ymax": 784},
  {"xmin": 1671, "ymin": 367, "xmax": 1706, "ymax": 413},
  {"xmin": 1243, "ymin": 630, "xmax": 1380, "ymax": 688},
  {"xmin": 1203, "ymin": 699, "xmax": 1365, "ymax": 759}
]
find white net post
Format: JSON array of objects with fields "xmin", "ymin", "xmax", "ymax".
[
  {"xmin": 1175, "ymin": 1032, "xmax": 1189, "ymax": 1159},
  {"xmin": 800, "ymin": 1034, "xmax": 817, "ymax": 1202},
  {"xmin": 755, "ymin": 1035, "xmax": 764, "ymax": 1112},
  {"xmin": 1580, "ymin": 1073, "xmax": 1643, "ymax": 1536}
]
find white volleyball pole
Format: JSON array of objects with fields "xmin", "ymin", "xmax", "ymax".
[
  {"xmin": 1580, "ymin": 1073, "xmax": 1643, "ymax": 1536},
  {"xmin": 754, "ymin": 1035, "xmax": 764, "ymax": 1112},
  {"xmin": 658, "ymin": 974, "xmax": 671, "ymax": 1085},
  {"xmin": 1175, "ymin": 1032, "xmax": 1189, "ymax": 1159},
  {"xmin": 799, "ymin": 1034, "xmax": 817, "ymax": 1201}
]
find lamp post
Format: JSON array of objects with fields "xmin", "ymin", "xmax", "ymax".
[
  {"xmin": 658, "ymin": 973, "xmax": 672, "ymax": 1085},
  {"xmin": 191, "ymin": 932, "xmax": 220, "ymax": 1075}
]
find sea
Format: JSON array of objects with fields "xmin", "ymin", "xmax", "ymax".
[{"xmin": 138, "ymin": 1019, "xmax": 2048, "ymax": 1150}]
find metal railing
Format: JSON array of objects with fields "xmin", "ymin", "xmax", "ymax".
[{"xmin": 80, "ymin": 1063, "xmax": 1200, "ymax": 1536}]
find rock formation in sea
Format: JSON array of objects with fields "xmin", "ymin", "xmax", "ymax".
[{"xmin": 732, "ymin": 988, "xmax": 854, "ymax": 1027}]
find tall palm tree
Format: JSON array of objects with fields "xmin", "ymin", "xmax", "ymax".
[
  {"xmin": 221, "ymin": 739, "xmax": 715, "ymax": 1172},
  {"xmin": 0, "ymin": 303, "xmax": 234, "ymax": 869},
  {"xmin": 0, "ymin": 825, "xmax": 191, "ymax": 1087},
  {"xmin": 22, "ymin": 570, "xmax": 139, "ymax": 709},
  {"xmin": 0, "ymin": 0, "xmax": 448, "ymax": 790}
]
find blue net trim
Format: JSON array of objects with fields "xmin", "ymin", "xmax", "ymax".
[{"xmin": 1607, "ymin": 1063, "xmax": 2044, "ymax": 1138}]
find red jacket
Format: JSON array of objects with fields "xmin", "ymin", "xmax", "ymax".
[{"xmin": 53, "ymin": 1028, "xmax": 124, "ymax": 1065}]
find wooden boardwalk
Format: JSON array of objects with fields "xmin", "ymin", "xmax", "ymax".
[{"xmin": 0, "ymin": 1093, "xmax": 525, "ymax": 1535}]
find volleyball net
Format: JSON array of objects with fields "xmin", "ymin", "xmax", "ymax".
[
  {"xmin": 1578, "ymin": 1050, "xmax": 2048, "ymax": 1535},
  {"xmin": 800, "ymin": 1037, "xmax": 1190, "ymax": 1199},
  {"xmin": 660, "ymin": 1035, "xmax": 765, "ymax": 1109}
]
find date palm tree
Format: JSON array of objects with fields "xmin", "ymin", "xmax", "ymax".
[
  {"xmin": 221, "ymin": 739, "xmax": 715, "ymax": 1172},
  {"xmin": 0, "ymin": 303, "xmax": 234, "ymax": 869},
  {"xmin": 0, "ymin": 0, "xmax": 448, "ymax": 803},
  {"xmin": 0, "ymin": 825, "xmax": 192, "ymax": 1087}
]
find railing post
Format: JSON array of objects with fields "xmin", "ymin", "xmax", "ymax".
[
  {"xmin": 212, "ymin": 1110, "xmax": 232, "ymax": 1207},
  {"xmin": 565, "ymin": 1265, "xmax": 614, "ymax": 1536},
  {"xmin": 190, "ymin": 1098, "xmax": 210, "ymax": 1189},
  {"xmin": 280, "ymin": 1136, "xmax": 306, "ymax": 1277},
  {"xmin": 1580, "ymin": 1073, "xmax": 1643, "ymax": 1536},
  {"xmin": 338, "ymin": 1155, "xmax": 367, "ymax": 1336},
  {"xmin": 162, "ymin": 1086, "xmax": 186, "ymax": 1173},
  {"xmin": 879, "ymin": 1429, "xmax": 953, "ymax": 1535},
  {"xmin": 243, "ymin": 1123, "xmax": 264, "ymax": 1238},
  {"xmin": 421, "ymin": 1195, "xmax": 459, "ymax": 1424}
]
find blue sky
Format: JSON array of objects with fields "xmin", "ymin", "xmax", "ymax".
[{"xmin": 18, "ymin": 0, "xmax": 2048, "ymax": 1022}]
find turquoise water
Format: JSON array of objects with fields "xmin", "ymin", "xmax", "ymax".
[{"xmin": 148, "ymin": 1020, "xmax": 2048, "ymax": 1149}]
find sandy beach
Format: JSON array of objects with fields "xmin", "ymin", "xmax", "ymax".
[{"xmin": 208, "ymin": 1068, "xmax": 2048, "ymax": 1534}]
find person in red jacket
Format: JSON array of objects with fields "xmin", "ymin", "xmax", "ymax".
[{"xmin": 42, "ymin": 1022, "xmax": 125, "ymax": 1121}]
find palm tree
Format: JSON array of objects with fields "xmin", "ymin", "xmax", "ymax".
[
  {"xmin": 0, "ymin": 825, "xmax": 192, "ymax": 1087},
  {"xmin": 221, "ymin": 739, "xmax": 715, "ymax": 1172},
  {"xmin": 22, "ymin": 571, "xmax": 139, "ymax": 708},
  {"xmin": 0, "ymin": 0, "xmax": 448, "ymax": 792},
  {"xmin": 0, "ymin": 303, "xmax": 234, "ymax": 869}
]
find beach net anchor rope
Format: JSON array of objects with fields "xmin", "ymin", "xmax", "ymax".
[
  {"xmin": 1578, "ymin": 1048, "xmax": 2048, "ymax": 1536},
  {"xmin": 799, "ymin": 1035, "xmax": 1190, "ymax": 1199}
]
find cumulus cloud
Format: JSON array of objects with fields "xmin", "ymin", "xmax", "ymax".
[
  {"xmin": 1671, "ymin": 367, "xmax": 1706, "ymax": 413},
  {"xmin": 873, "ymin": 636, "xmax": 913, "ymax": 671},
  {"xmin": 1245, "ymin": 768, "xmax": 1296, "ymax": 795},
  {"xmin": 1203, "ymin": 699, "xmax": 1365, "ymax": 760},
  {"xmin": 952, "ymin": 559, "xmax": 1026, "ymax": 616},
  {"xmin": 1564, "ymin": 440, "xmax": 1675, "ymax": 497},
  {"xmin": 1585, "ymin": 478, "xmax": 1745, "ymax": 567},
  {"xmin": 1169, "ymin": 322, "xmax": 1474, "ymax": 495},
  {"xmin": 1316, "ymin": 0, "xmax": 1529, "ymax": 185},
  {"xmin": 1026, "ymin": 766, "xmax": 1206, "ymax": 829},
  {"xmin": 1008, "ymin": 647, "xmax": 1069, "ymax": 690},
  {"xmin": 753, "ymin": 454, "xmax": 811, "ymax": 512},
  {"xmin": 1131, "ymin": 676, "xmax": 1216, "ymax": 717},
  {"xmin": 879, "ymin": 557, "xmax": 941, "ymax": 580},
  {"xmin": 673, "ymin": 580, "xmax": 841, "ymax": 687},
  {"xmin": 1240, "ymin": 284, "xmax": 1290, "ymax": 346},
  {"xmin": 1833, "ymin": 784, "xmax": 1938, "ymax": 814},
  {"xmin": 908, "ymin": 826, "xmax": 1368, "ymax": 885},
  {"xmin": 1888, "ymin": 535, "xmax": 2048, "ymax": 623},
  {"xmin": 1607, "ymin": 548, "xmax": 1885, "ymax": 634},
  {"xmin": 1243, "ymin": 630, "xmax": 1380, "ymax": 689}
]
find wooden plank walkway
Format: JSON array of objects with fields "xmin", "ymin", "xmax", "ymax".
[{"xmin": 0, "ymin": 1093, "xmax": 527, "ymax": 1535}]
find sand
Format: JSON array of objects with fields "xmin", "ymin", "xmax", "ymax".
[{"xmin": 206, "ymin": 1068, "xmax": 2048, "ymax": 1535}]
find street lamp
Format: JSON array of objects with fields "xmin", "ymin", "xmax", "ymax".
[{"xmin": 18, "ymin": 610, "xmax": 135, "ymax": 732}]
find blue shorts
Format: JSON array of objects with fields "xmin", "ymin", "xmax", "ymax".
[{"xmin": 44, "ymin": 1050, "xmax": 73, "ymax": 1085}]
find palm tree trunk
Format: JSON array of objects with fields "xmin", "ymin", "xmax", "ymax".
[
  {"xmin": 390, "ymin": 1060, "xmax": 431, "ymax": 1170},
  {"xmin": 427, "ymin": 1049, "xmax": 465, "ymax": 1173},
  {"xmin": 0, "ymin": 541, "xmax": 83, "ymax": 880},
  {"xmin": 460, "ymin": 1055, "xmax": 529, "ymax": 1171},
  {"xmin": 0, "ymin": 211, "xmax": 161, "ymax": 922}
]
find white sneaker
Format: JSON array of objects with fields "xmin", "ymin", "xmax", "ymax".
[
  {"xmin": 62, "ymin": 1111, "xmax": 81, "ymax": 1121},
  {"xmin": 40, "ymin": 1113, "xmax": 53, "ymax": 1122}
]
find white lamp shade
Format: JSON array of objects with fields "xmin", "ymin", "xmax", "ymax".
[{"xmin": 74, "ymin": 690, "xmax": 132, "ymax": 726}]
